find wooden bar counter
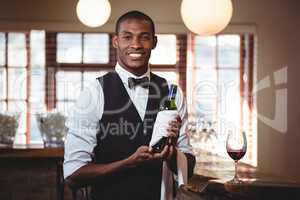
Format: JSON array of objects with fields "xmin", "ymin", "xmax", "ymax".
[
  {"xmin": 2, "ymin": 147, "xmax": 300, "ymax": 200},
  {"xmin": 0, "ymin": 146, "xmax": 63, "ymax": 158},
  {"xmin": 178, "ymin": 156, "xmax": 300, "ymax": 200},
  {"xmin": 0, "ymin": 146, "xmax": 67, "ymax": 200}
]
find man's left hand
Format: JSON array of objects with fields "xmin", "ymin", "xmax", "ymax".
[
  {"xmin": 167, "ymin": 115, "xmax": 182, "ymax": 146},
  {"xmin": 151, "ymin": 115, "xmax": 181, "ymax": 165}
]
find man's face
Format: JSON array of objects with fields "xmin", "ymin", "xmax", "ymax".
[{"xmin": 113, "ymin": 19, "xmax": 157, "ymax": 75}]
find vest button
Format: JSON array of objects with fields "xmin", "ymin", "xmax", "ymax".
[{"xmin": 143, "ymin": 129, "xmax": 147, "ymax": 134}]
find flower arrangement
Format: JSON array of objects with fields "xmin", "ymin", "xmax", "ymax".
[
  {"xmin": 0, "ymin": 113, "xmax": 19, "ymax": 145},
  {"xmin": 36, "ymin": 112, "xmax": 68, "ymax": 147}
]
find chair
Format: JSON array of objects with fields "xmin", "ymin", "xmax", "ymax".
[
  {"xmin": 71, "ymin": 186, "xmax": 90, "ymax": 200},
  {"xmin": 64, "ymin": 174, "xmax": 91, "ymax": 200}
]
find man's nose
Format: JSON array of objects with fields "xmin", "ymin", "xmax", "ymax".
[{"xmin": 130, "ymin": 37, "xmax": 142, "ymax": 48}]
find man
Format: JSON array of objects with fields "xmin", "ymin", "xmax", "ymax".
[{"xmin": 64, "ymin": 10, "xmax": 195, "ymax": 200}]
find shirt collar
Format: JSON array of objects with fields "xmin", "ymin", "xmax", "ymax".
[{"xmin": 115, "ymin": 63, "xmax": 150, "ymax": 86}]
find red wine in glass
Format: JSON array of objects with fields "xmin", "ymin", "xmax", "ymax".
[
  {"xmin": 226, "ymin": 130, "xmax": 247, "ymax": 183},
  {"xmin": 227, "ymin": 149, "xmax": 246, "ymax": 161}
]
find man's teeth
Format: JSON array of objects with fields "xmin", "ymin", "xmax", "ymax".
[{"xmin": 129, "ymin": 53, "xmax": 142, "ymax": 58}]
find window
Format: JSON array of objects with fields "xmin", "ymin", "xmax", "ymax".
[
  {"xmin": 83, "ymin": 34, "xmax": 109, "ymax": 63},
  {"xmin": 187, "ymin": 34, "xmax": 256, "ymax": 166},
  {"xmin": 0, "ymin": 31, "xmax": 46, "ymax": 144},
  {"xmin": 150, "ymin": 34, "xmax": 177, "ymax": 65},
  {"xmin": 0, "ymin": 32, "xmax": 28, "ymax": 144},
  {"xmin": 56, "ymin": 70, "xmax": 108, "ymax": 116},
  {"xmin": 53, "ymin": 33, "xmax": 111, "ymax": 116},
  {"xmin": 150, "ymin": 34, "xmax": 179, "ymax": 85},
  {"xmin": 29, "ymin": 30, "xmax": 46, "ymax": 143},
  {"xmin": 57, "ymin": 33, "xmax": 109, "ymax": 64},
  {"xmin": 192, "ymin": 35, "xmax": 241, "ymax": 122}
]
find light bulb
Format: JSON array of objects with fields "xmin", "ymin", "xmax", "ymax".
[
  {"xmin": 181, "ymin": 0, "xmax": 233, "ymax": 36},
  {"xmin": 76, "ymin": 0, "xmax": 111, "ymax": 28}
]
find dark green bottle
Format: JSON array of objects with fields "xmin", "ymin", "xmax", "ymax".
[{"xmin": 152, "ymin": 84, "xmax": 178, "ymax": 153}]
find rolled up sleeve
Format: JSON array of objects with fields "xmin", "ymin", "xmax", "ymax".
[
  {"xmin": 174, "ymin": 84, "xmax": 194, "ymax": 155},
  {"xmin": 63, "ymin": 79, "xmax": 103, "ymax": 179}
]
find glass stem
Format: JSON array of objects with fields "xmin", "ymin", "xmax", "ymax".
[{"xmin": 234, "ymin": 160, "xmax": 238, "ymax": 180}]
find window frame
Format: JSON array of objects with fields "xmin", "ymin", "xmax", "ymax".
[
  {"xmin": 45, "ymin": 32, "xmax": 117, "ymax": 111},
  {"xmin": 187, "ymin": 33, "xmax": 256, "ymax": 166},
  {"xmin": 0, "ymin": 31, "xmax": 31, "ymax": 144}
]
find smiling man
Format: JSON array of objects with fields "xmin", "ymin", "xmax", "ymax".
[
  {"xmin": 113, "ymin": 14, "xmax": 156, "ymax": 75},
  {"xmin": 64, "ymin": 10, "xmax": 195, "ymax": 200}
]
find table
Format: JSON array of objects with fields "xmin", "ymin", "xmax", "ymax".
[{"xmin": 178, "ymin": 157, "xmax": 300, "ymax": 200}]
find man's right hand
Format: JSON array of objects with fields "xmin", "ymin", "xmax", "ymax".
[
  {"xmin": 128, "ymin": 144, "xmax": 177, "ymax": 167},
  {"xmin": 127, "ymin": 144, "xmax": 175, "ymax": 167},
  {"xmin": 127, "ymin": 146, "xmax": 154, "ymax": 166}
]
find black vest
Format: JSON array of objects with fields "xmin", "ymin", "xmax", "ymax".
[{"xmin": 91, "ymin": 71, "xmax": 169, "ymax": 200}]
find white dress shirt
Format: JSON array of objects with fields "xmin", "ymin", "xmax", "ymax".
[{"xmin": 63, "ymin": 63, "xmax": 193, "ymax": 199}]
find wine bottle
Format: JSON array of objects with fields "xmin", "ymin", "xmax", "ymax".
[{"xmin": 151, "ymin": 84, "xmax": 177, "ymax": 153}]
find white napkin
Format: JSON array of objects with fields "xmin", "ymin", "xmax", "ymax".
[
  {"xmin": 176, "ymin": 150, "xmax": 188, "ymax": 186},
  {"xmin": 160, "ymin": 150, "xmax": 188, "ymax": 200},
  {"xmin": 149, "ymin": 110, "xmax": 188, "ymax": 199},
  {"xmin": 149, "ymin": 110, "xmax": 178, "ymax": 150}
]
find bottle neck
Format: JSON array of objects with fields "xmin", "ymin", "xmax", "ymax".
[
  {"xmin": 162, "ymin": 84, "xmax": 177, "ymax": 110},
  {"xmin": 168, "ymin": 98, "xmax": 177, "ymax": 110}
]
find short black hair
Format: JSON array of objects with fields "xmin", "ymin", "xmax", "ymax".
[{"xmin": 115, "ymin": 10, "xmax": 155, "ymax": 35}]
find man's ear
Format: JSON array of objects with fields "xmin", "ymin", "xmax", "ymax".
[
  {"xmin": 152, "ymin": 35, "xmax": 157, "ymax": 49},
  {"xmin": 112, "ymin": 35, "xmax": 118, "ymax": 48}
]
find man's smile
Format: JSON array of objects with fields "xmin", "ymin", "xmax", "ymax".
[{"xmin": 129, "ymin": 53, "xmax": 143, "ymax": 58}]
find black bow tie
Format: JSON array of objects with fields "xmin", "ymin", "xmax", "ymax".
[{"xmin": 128, "ymin": 77, "xmax": 150, "ymax": 89}]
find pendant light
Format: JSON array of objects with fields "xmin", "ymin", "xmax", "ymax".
[
  {"xmin": 181, "ymin": 0, "xmax": 233, "ymax": 35},
  {"xmin": 76, "ymin": 0, "xmax": 111, "ymax": 28}
]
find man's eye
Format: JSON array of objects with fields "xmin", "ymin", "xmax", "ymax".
[
  {"xmin": 141, "ymin": 35, "xmax": 151, "ymax": 40},
  {"xmin": 122, "ymin": 36, "xmax": 132, "ymax": 40}
]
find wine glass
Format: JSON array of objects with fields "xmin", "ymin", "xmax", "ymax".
[{"xmin": 226, "ymin": 129, "xmax": 247, "ymax": 183}]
